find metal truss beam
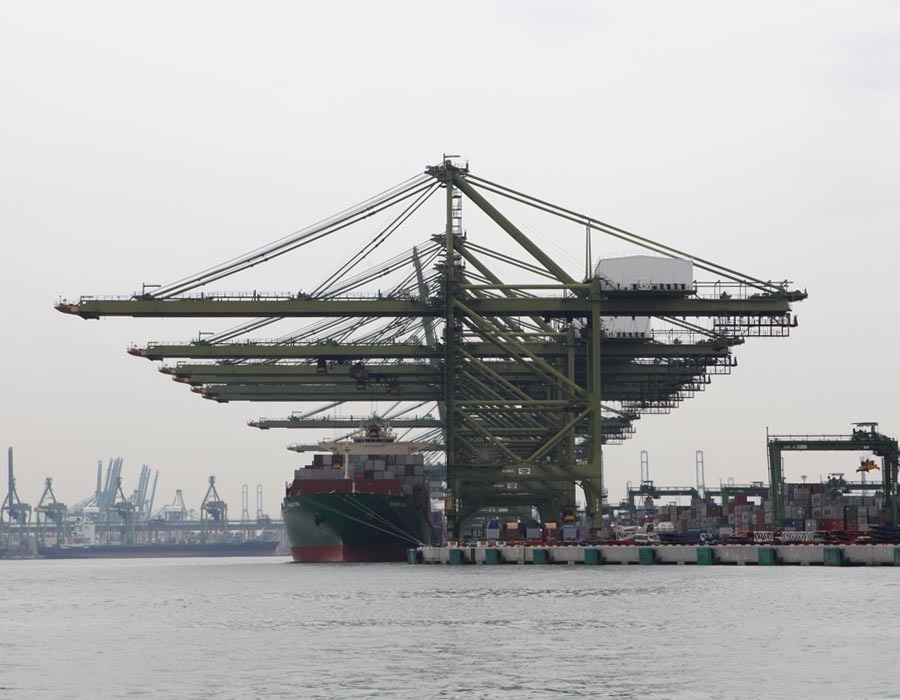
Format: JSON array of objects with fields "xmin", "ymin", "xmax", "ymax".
[
  {"xmin": 134, "ymin": 340, "xmax": 736, "ymax": 361},
  {"xmin": 59, "ymin": 295, "xmax": 798, "ymax": 319}
]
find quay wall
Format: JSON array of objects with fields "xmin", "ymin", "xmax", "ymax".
[{"xmin": 412, "ymin": 544, "xmax": 900, "ymax": 566}]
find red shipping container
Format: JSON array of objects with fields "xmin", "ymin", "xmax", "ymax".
[
  {"xmin": 354, "ymin": 479, "xmax": 403, "ymax": 496},
  {"xmin": 732, "ymin": 495, "xmax": 748, "ymax": 505},
  {"xmin": 290, "ymin": 479, "xmax": 352, "ymax": 496}
]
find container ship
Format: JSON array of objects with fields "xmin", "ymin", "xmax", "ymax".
[
  {"xmin": 282, "ymin": 423, "xmax": 433, "ymax": 562},
  {"xmin": 37, "ymin": 539, "xmax": 280, "ymax": 559}
]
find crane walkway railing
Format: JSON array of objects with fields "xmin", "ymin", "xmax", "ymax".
[
  {"xmin": 769, "ymin": 434, "xmax": 868, "ymax": 443},
  {"xmin": 65, "ymin": 290, "xmax": 423, "ymax": 303}
]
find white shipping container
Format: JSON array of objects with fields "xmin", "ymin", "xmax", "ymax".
[{"xmin": 594, "ymin": 255, "xmax": 693, "ymax": 291}]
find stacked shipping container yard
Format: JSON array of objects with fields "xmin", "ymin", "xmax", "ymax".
[{"xmin": 638, "ymin": 482, "xmax": 887, "ymax": 536}]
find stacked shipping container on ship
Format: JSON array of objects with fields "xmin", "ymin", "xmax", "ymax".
[{"xmin": 282, "ymin": 424, "xmax": 434, "ymax": 562}]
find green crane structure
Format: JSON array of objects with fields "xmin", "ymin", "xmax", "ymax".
[
  {"xmin": 2, "ymin": 447, "xmax": 32, "ymax": 549},
  {"xmin": 105, "ymin": 476, "xmax": 135, "ymax": 545},
  {"xmin": 767, "ymin": 423, "xmax": 899, "ymax": 527},
  {"xmin": 200, "ymin": 475, "xmax": 228, "ymax": 542},
  {"xmin": 35, "ymin": 478, "xmax": 68, "ymax": 546},
  {"xmin": 57, "ymin": 158, "xmax": 806, "ymax": 537}
]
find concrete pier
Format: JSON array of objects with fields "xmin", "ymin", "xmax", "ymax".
[{"xmin": 411, "ymin": 544, "xmax": 900, "ymax": 566}]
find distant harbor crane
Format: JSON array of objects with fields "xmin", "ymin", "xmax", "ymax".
[
  {"xmin": 2, "ymin": 448, "xmax": 32, "ymax": 550},
  {"xmin": 35, "ymin": 478, "xmax": 68, "ymax": 546},
  {"xmin": 200, "ymin": 476, "xmax": 228, "ymax": 542}
]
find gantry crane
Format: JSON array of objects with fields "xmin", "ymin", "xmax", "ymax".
[
  {"xmin": 106, "ymin": 476, "xmax": 136, "ymax": 545},
  {"xmin": 768, "ymin": 423, "xmax": 899, "ymax": 527},
  {"xmin": 2, "ymin": 448, "xmax": 32, "ymax": 549},
  {"xmin": 200, "ymin": 476, "xmax": 228, "ymax": 542},
  {"xmin": 57, "ymin": 158, "xmax": 806, "ymax": 537},
  {"xmin": 35, "ymin": 478, "xmax": 68, "ymax": 546}
]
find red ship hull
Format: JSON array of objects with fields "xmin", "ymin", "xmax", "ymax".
[{"xmin": 289, "ymin": 544, "xmax": 409, "ymax": 563}]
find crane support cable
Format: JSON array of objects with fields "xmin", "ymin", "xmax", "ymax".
[
  {"xmin": 656, "ymin": 315, "xmax": 722, "ymax": 339},
  {"xmin": 207, "ymin": 316, "xmax": 283, "ymax": 344},
  {"xmin": 150, "ymin": 174, "xmax": 433, "ymax": 299},
  {"xmin": 214, "ymin": 308, "xmax": 372, "ymax": 346},
  {"xmin": 466, "ymin": 174, "xmax": 787, "ymax": 293},
  {"xmin": 385, "ymin": 401, "xmax": 431, "ymax": 419},
  {"xmin": 282, "ymin": 316, "xmax": 367, "ymax": 344},
  {"xmin": 462, "ymin": 241, "xmax": 559, "ymax": 281},
  {"xmin": 265, "ymin": 296, "xmax": 429, "ymax": 350},
  {"xmin": 155, "ymin": 173, "xmax": 430, "ymax": 297},
  {"xmin": 322, "ymin": 253, "xmax": 421, "ymax": 298},
  {"xmin": 205, "ymin": 238, "xmax": 439, "ymax": 345},
  {"xmin": 293, "ymin": 401, "xmax": 345, "ymax": 420},
  {"xmin": 312, "ymin": 183, "xmax": 440, "ymax": 297},
  {"xmin": 156, "ymin": 180, "xmax": 434, "ymax": 298},
  {"xmin": 324, "ymin": 242, "xmax": 441, "ymax": 298},
  {"xmin": 286, "ymin": 287, "xmax": 429, "ymax": 344}
]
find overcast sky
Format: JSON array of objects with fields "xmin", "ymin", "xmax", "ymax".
[{"xmin": 2, "ymin": 1, "xmax": 899, "ymax": 516}]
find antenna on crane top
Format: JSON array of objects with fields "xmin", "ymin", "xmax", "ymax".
[
  {"xmin": 241, "ymin": 484, "xmax": 250, "ymax": 522},
  {"xmin": 640, "ymin": 450, "xmax": 650, "ymax": 485},
  {"xmin": 696, "ymin": 450, "xmax": 706, "ymax": 499},
  {"xmin": 585, "ymin": 223, "xmax": 592, "ymax": 281}
]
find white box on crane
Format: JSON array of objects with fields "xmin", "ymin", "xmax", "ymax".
[
  {"xmin": 592, "ymin": 255, "xmax": 693, "ymax": 338},
  {"xmin": 600, "ymin": 315, "xmax": 652, "ymax": 338},
  {"xmin": 594, "ymin": 255, "xmax": 693, "ymax": 292}
]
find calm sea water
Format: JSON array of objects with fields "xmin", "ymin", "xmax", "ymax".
[{"xmin": 0, "ymin": 557, "xmax": 897, "ymax": 699}]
